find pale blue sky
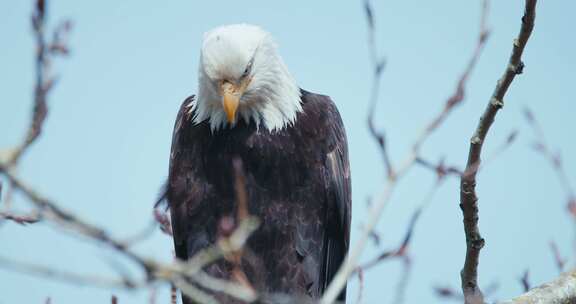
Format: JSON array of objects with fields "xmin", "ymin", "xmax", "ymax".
[{"xmin": 1, "ymin": 1, "xmax": 574, "ymax": 303}]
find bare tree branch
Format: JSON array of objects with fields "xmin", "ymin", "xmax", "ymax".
[{"xmin": 459, "ymin": 1, "xmax": 537, "ymax": 303}]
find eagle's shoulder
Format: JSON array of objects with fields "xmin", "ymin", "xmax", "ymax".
[{"xmin": 297, "ymin": 89, "xmax": 347, "ymax": 152}]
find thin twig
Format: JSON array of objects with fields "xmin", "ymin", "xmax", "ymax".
[
  {"xmin": 0, "ymin": 164, "xmax": 148, "ymax": 269},
  {"xmin": 459, "ymin": 1, "xmax": 536, "ymax": 303},
  {"xmin": 412, "ymin": 0, "xmax": 490, "ymax": 155},
  {"xmin": 0, "ymin": 255, "xmax": 139, "ymax": 289},
  {"xmin": 519, "ymin": 269, "xmax": 530, "ymax": 292},
  {"xmin": 0, "ymin": 210, "xmax": 40, "ymax": 225},
  {"xmin": 5, "ymin": 0, "xmax": 71, "ymax": 167},
  {"xmin": 434, "ymin": 285, "xmax": 463, "ymax": 301},
  {"xmin": 524, "ymin": 107, "xmax": 576, "ymax": 269},
  {"xmin": 392, "ymin": 256, "xmax": 412, "ymax": 304},
  {"xmin": 356, "ymin": 207, "xmax": 422, "ymax": 272},
  {"xmin": 355, "ymin": 268, "xmax": 364, "ymax": 304},
  {"xmin": 550, "ymin": 240, "xmax": 567, "ymax": 273},
  {"xmin": 171, "ymin": 283, "xmax": 178, "ymax": 304},
  {"xmin": 523, "ymin": 108, "xmax": 575, "ymax": 200},
  {"xmin": 363, "ymin": 0, "xmax": 392, "ymax": 178},
  {"xmin": 0, "ymin": 0, "xmax": 72, "ymax": 223}
]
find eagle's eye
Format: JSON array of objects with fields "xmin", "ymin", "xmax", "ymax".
[
  {"xmin": 242, "ymin": 58, "xmax": 254, "ymax": 78},
  {"xmin": 242, "ymin": 66, "xmax": 250, "ymax": 78}
]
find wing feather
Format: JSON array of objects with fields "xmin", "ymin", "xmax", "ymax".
[{"xmin": 301, "ymin": 91, "xmax": 351, "ymax": 300}]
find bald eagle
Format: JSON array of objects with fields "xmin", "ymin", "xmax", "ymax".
[{"xmin": 163, "ymin": 24, "xmax": 351, "ymax": 303}]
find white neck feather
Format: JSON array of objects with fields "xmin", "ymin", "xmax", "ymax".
[{"xmin": 192, "ymin": 24, "xmax": 302, "ymax": 132}]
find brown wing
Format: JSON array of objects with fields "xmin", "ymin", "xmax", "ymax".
[
  {"xmin": 301, "ymin": 91, "xmax": 351, "ymax": 301},
  {"xmin": 165, "ymin": 95, "xmax": 210, "ymax": 261}
]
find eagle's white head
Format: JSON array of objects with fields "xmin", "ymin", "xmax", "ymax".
[{"xmin": 193, "ymin": 24, "xmax": 302, "ymax": 132}]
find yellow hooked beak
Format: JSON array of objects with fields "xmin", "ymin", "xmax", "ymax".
[{"xmin": 221, "ymin": 81, "xmax": 246, "ymax": 123}]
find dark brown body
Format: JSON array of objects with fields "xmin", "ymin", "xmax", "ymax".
[{"xmin": 165, "ymin": 90, "xmax": 351, "ymax": 303}]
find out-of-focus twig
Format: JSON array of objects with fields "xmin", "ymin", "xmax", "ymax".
[
  {"xmin": 434, "ymin": 281, "xmax": 498, "ymax": 302},
  {"xmin": 549, "ymin": 241, "xmax": 567, "ymax": 273},
  {"xmin": 412, "ymin": 0, "xmax": 490, "ymax": 155},
  {"xmin": 391, "ymin": 256, "xmax": 412, "ymax": 304},
  {"xmin": 357, "ymin": 180, "xmax": 441, "ymax": 304},
  {"xmin": 153, "ymin": 208, "xmax": 173, "ymax": 237},
  {"xmin": 459, "ymin": 1, "xmax": 536, "ymax": 303},
  {"xmin": 0, "ymin": 210, "xmax": 40, "ymax": 225},
  {"xmin": 523, "ymin": 108, "xmax": 575, "ymax": 205},
  {"xmin": 356, "ymin": 207, "xmax": 422, "ymax": 272},
  {"xmin": 0, "ymin": 163, "xmax": 148, "ymax": 267},
  {"xmin": 148, "ymin": 287, "xmax": 157, "ymax": 304},
  {"xmin": 524, "ymin": 107, "xmax": 575, "ymax": 268},
  {"xmin": 520, "ymin": 269, "xmax": 530, "ymax": 292},
  {"xmin": 363, "ymin": 0, "xmax": 392, "ymax": 178},
  {"xmin": 171, "ymin": 283, "xmax": 178, "ymax": 304},
  {"xmin": 416, "ymin": 129, "xmax": 518, "ymax": 181},
  {"xmin": 416, "ymin": 157, "xmax": 463, "ymax": 179},
  {"xmin": 0, "ymin": 255, "xmax": 139, "ymax": 289},
  {"xmin": 434, "ymin": 285, "xmax": 464, "ymax": 302},
  {"xmin": 355, "ymin": 268, "xmax": 364, "ymax": 304}
]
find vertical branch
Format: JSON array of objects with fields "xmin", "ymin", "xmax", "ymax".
[{"xmin": 459, "ymin": 1, "xmax": 537, "ymax": 303}]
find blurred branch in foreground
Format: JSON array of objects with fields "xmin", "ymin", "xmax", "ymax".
[{"xmin": 0, "ymin": 161, "xmax": 261, "ymax": 303}]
